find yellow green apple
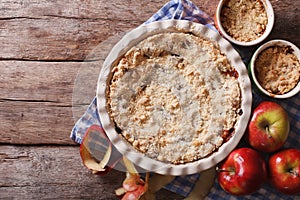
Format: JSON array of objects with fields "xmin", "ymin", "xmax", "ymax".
[{"xmin": 247, "ymin": 101, "xmax": 290, "ymax": 152}]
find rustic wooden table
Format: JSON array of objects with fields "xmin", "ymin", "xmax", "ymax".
[{"xmin": 1, "ymin": 0, "xmax": 299, "ymax": 199}]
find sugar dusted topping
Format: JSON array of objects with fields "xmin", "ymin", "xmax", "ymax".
[{"xmin": 107, "ymin": 32, "xmax": 241, "ymax": 164}]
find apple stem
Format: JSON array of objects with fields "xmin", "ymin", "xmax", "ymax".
[
  {"xmin": 216, "ymin": 166, "xmax": 231, "ymax": 173},
  {"xmin": 216, "ymin": 169, "xmax": 227, "ymax": 173},
  {"xmin": 264, "ymin": 125, "xmax": 272, "ymax": 138},
  {"xmin": 289, "ymin": 169, "xmax": 299, "ymax": 177}
]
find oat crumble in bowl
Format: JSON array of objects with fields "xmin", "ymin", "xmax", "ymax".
[
  {"xmin": 249, "ymin": 40, "xmax": 300, "ymax": 98},
  {"xmin": 97, "ymin": 20, "xmax": 252, "ymax": 175},
  {"xmin": 215, "ymin": 0, "xmax": 274, "ymax": 46}
]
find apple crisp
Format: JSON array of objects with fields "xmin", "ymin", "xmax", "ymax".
[
  {"xmin": 221, "ymin": 0, "xmax": 268, "ymax": 42},
  {"xmin": 254, "ymin": 46, "xmax": 300, "ymax": 95},
  {"xmin": 107, "ymin": 32, "xmax": 242, "ymax": 164}
]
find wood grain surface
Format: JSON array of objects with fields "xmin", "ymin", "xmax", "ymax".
[
  {"xmin": 1, "ymin": 0, "xmax": 299, "ymax": 199},
  {"xmin": 0, "ymin": 145, "xmax": 183, "ymax": 199}
]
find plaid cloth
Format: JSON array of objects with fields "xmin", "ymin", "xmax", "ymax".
[{"xmin": 71, "ymin": 0, "xmax": 300, "ymax": 199}]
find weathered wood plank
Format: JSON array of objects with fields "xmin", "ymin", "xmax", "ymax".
[
  {"xmin": 0, "ymin": 60, "xmax": 103, "ymax": 144},
  {"xmin": 0, "ymin": 18, "xmax": 141, "ymax": 60},
  {"xmin": 0, "ymin": 101, "xmax": 75, "ymax": 144},
  {"xmin": 267, "ymin": 0, "xmax": 300, "ymax": 43},
  {"xmin": 0, "ymin": 0, "xmax": 218, "ymax": 20},
  {"xmin": 0, "ymin": 60, "xmax": 104, "ymax": 103},
  {"xmin": 0, "ymin": 31, "xmax": 138, "ymax": 145},
  {"xmin": 0, "ymin": 28, "xmax": 122, "ymax": 101},
  {"xmin": 0, "ymin": 61, "xmax": 79, "ymax": 102},
  {"xmin": 0, "ymin": 145, "xmax": 183, "ymax": 199},
  {"xmin": 0, "ymin": 0, "xmax": 220, "ymax": 61},
  {"xmin": 0, "ymin": 0, "xmax": 165, "ymax": 20},
  {"xmin": 0, "ymin": 0, "xmax": 163, "ymax": 60}
]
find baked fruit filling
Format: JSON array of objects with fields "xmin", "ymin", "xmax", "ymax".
[{"xmin": 107, "ymin": 32, "xmax": 242, "ymax": 164}]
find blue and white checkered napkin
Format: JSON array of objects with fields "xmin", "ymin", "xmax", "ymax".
[{"xmin": 71, "ymin": 0, "xmax": 300, "ymax": 199}]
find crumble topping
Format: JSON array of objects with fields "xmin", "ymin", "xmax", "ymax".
[
  {"xmin": 255, "ymin": 46, "xmax": 300, "ymax": 95},
  {"xmin": 221, "ymin": 0, "xmax": 268, "ymax": 42},
  {"xmin": 107, "ymin": 32, "xmax": 241, "ymax": 164}
]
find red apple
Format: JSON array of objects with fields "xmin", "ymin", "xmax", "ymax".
[
  {"xmin": 247, "ymin": 101, "xmax": 290, "ymax": 152},
  {"xmin": 269, "ymin": 148, "xmax": 300, "ymax": 195},
  {"xmin": 217, "ymin": 147, "xmax": 267, "ymax": 195}
]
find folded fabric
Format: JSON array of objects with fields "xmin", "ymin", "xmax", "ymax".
[{"xmin": 71, "ymin": 0, "xmax": 300, "ymax": 199}]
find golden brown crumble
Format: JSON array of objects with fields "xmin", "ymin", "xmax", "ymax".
[
  {"xmin": 221, "ymin": 0, "xmax": 268, "ymax": 42},
  {"xmin": 255, "ymin": 46, "xmax": 300, "ymax": 94},
  {"xmin": 107, "ymin": 32, "xmax": 241, "ymax": 164}
]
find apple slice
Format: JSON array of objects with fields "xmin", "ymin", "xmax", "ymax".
[
  {"xmin": 115, "ymin": 157, "xmax": 150, "ymax": 200},
  {"xmin": 123, "ymin": 156, "xmax": 139, "ymax": 174},
  {"xmin": 115, "ymin": 172, "xmax": 148, "ymax": 200},
  {"xmin": 80, "ymin": 125, "xmax": 122, "ymax": 175}
]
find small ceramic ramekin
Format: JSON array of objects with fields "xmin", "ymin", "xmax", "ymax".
[
  {"xmin": 215, "ymin": 0, "xmax": 274, "ymax": 46},
  {"xmin": 249, "ymin": 39, "xmax": 300, "ymax": 98}
]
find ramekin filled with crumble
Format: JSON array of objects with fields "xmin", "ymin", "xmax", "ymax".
[
  {"xmin": 215, "ymin": 0, "xmax": 274, "ymax": 46},
  {"xmin": 249, "ymin": 40, "xmax": 300, "ymax": 98}
]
